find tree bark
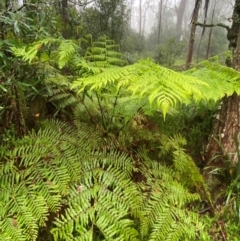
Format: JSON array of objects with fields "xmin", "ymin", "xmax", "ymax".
[{"xmin": 207, "ymin": 0, "xmax": 240, "ymax": 165}]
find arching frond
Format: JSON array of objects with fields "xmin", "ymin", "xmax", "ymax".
[
  {"xmin": 57, "ymin": 40, "xmax": 80, "ymax": 69},
  {"xmin": 72, "ymin": 59, "xmax": 207, "ymax": 118},
  {"xmin": 186, "ymin": 61, "xmax": 240, "ymax": 101}
]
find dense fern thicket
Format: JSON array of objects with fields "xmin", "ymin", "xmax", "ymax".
[
  {"xmin": 0, "ymin": 119, "xmax": 211, "ymax": 241},
  {"xmin": 1, "ymin": 33, "xmax": 240, "ymax": 241}
]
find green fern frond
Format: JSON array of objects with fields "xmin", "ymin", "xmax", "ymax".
[
  {"xmin": 11, "ymin": 38, "xmax": 56, "ymax": 63},
  {"xmin": 0, "ymin": 120, "xmax": 99, "ymax": 241},
  {"xmin": 52, "ymin": 150, "xmax": 141, "ymax": 241},
  {"xmin": 88, "ymin": 47, "xmax": 106, "ymax": 55},
  {"xmin": 186, "ymin": 61, "xmax": 240, "ymax": 101},
  {"xmin": 11, "ymin": 38, "xmax": 80, "ymax": 68},
  {"xmin": 72, "ymin": 59, "xmax": 207, "ymax": 118},
  {"xmin": 137, "ymin": 159, "xmax": 208, "ymax": 241},
  {"xmin": 57, "ymin": 40, "xmax": 79, "ymax": 69},
  {"xmin": 107, "ymin": 57, "xmax": 127, "ymax": 66},
  {"xmin": 160, "ymin": 134, "xmax": 213, "ymax": 207}
]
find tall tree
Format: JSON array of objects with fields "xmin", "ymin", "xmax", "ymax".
[
  {"xmin": 205, "ymin": 0, "xmax": 217, "ymax": 59},
  {"xmin": 175, "ymin": 0, "xmax": 188, "ymax": 40},
  {"xmin": 185, "ymin": 0, "xmax": 201, "ymax": 69},
  {"xmin": 142, "ymin": 0, "xmax": 151, "ymax": 36},
  {"xmin": 207, "ymin": 0, "xmax": 240, "ymax": 165},
  {"xmin": 139, "ymin": 0, "xmax": 142, "ymax": 35},
  {"xmin": 157, "ymin": 0, "xmax": 163, "ymax": 44}
]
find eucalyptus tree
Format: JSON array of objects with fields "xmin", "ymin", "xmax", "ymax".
[
  {"xmin": 175, "ymin": 0, "xmax": 188, "ymax": 39},
  {"xmin": 189, "ymin": 0, "xmax": 240, "ymax": 167},
  {"xmin": 207, "ymin": 0, "xmax": 240, "ymax": 165}
]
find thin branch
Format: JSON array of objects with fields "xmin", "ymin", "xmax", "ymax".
[
  {"xmin": 110, "ymin": 88, "xmax": 121, "ymax": 125},
  {"xmin": 194, "ymin": 22, "xmax": 230, "ymax": 32},
  {"xmin": 95, "ymin": 92, "xmax": 106, "ymax": 130}
]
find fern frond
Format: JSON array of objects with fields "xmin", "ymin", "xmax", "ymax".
[
  {"xmin": 57, "ymin": 40, "xmax": 79, "ymax": 69},
  {"xmin": 136, "ymin": 159, "xmax": 208, "ymax": 241},
  {"xmin": 11, "ymin": 38, "xmax": 56, "ymax": 63},
  {"xmin": 11, "ymin": 38, "xmax": 80, "ymax": 69},
  {"xmin": 0, "ymin": 120, "xmax": 99, "ymax": 241},
  {"xmin": 186, "ymin": 61, "xmax": 240, "ymax": 101},
  {"xmin": 52, "ymin": 150, "xmax": 141, "ymax": 241},
  {"xmin": 160, "ymin": 134, "xmax": 213, "ymax": 207},
  {"xmin": 72, "ymin": 59, "xmax": 207, "ymax": 118}
]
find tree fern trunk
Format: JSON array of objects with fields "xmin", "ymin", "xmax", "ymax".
[{"xmin": 207, "ymin": 0, "xmax": 240, "ymax": 165}]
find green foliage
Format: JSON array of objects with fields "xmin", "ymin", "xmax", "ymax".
[
  {"xmin": 160, "ymin": 134, "xmax": 213, "ymax": 207},
  {"xmin": 10, "ymin": 37, "xmax": 240, "ymax": 120},
  {"xmin": 80, "ymin": 0, "xmax": 129, "ymax": 43},
  {"xmin": 51, "ymin": 149, "xmax": 140, "ymax": 241},
  {"xmin": 210, "ymin": 137, "xmax": 240, "ymax": 224},
  {"xmin": 0, "ymin": 120, "xmax": 85, "ymax": 240},
  {"xmin": 72, "ymin": 59, "xmax": 208, "ymax": 119},
  {"xmin": 153, "ymin": 38, "xmax": 185, "ymax": 67},
  {"xmin": 7, "ymin": 35, "xmax": 240, "ymax": 240},
  {"xmin": 10, "ymin": 38, "xmax": 80, "ymax": 67},
  {"xmin": 185, "ymin": 56, "xmax": 240, "ymax": 101},
  {"xmin": 156, "ymin": 100, "xmax": 217, "ymax": 163},
  {"xmin": 137, "ymin": 161, "xmax": 204, "ymax": 241},
  {"xmin": 0, "ymin": 120, "xmax": 209, "ymax": 241},
  {"xmin": 83, "ymin": 35, "xmax": 128, "ymax": 68}
]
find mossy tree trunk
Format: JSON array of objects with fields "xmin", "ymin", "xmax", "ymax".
[{"xmin": 207, "ymin": 0, "xmax": 240, "ymax": 165}]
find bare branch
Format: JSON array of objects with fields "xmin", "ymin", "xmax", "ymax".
[{"xmin": 194, "ymin": 22, "xmax": 230, "ymax": 32}]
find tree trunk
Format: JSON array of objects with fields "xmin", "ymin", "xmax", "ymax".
[
  {"xmin": 185, "ymin": 0, "xmax": 201, "ymax": 69},
  {"xmin": 142, "ymin": 1, "xmax": 151, "ymax": 36},
  {"xmin": 207, "ymin": 0, "xmax": 240, "ymax": 165},
  {"xmin": 139, "ymin": 0, "xmax": 142, "ymax": 35},
  {"xmin": 61, "ymin": 0, "xmax": 68, "ymax": 38},
  {"xmin": 176, "ymin": 0, "xmax": 188, "ymax": 40},
  {"xmin": 206, "ymin": 0, "xmax": 216, "ymax": 59},
  {"xmin": 157, "ymin": 0, "xmax": 163, "ymax": 44}
]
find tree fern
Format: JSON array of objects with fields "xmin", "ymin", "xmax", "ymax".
[
  {"xmin": 85, "ymin": 35, "xmax": 127, "ymax": 67},
  {"xmin": 72, "ymin": 58, "xmax": 240, "ymax": 118},
  {"xmin": 11, "ymin": 37, "xmax": 240, "ymax": 118},
  {"xmin": 71, "ymin": 59, "xmax": 207, "ymax": 118}
]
